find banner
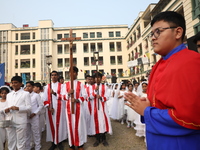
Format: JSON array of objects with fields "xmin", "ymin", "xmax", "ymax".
[{"xmin": 0, "ymin": 63, "xmax": 5, "ymax": 86}]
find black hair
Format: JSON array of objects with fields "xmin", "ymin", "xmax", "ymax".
[
  {"xmin": 142, "ymin": 82, "xmax": 148, "ymax": 86},
  {"xmin": 134, "ymin": 82, "xmax": 139, "ymax": 85},
  {"xmin": 127, "ymin": 84, "xmax": 133, "ymax": 88},
  {"xmin": 69, "ymin": 66, "xmax": 79, "ymax": 73},
  {"xmin": 85, "ymin": 75, "xmax": 91, "ymax": 79},
  {"xmin": 58, "ymin": 76, "xmax": 64, "ymax": 81},
  {"xmin": 11, "ymin": 76, "xmax": 22, "ymax": 83},
  {"xmin": 120, "ymin": 83, "xmax": 126, "ymax": 90},
  {"xmin": 193, "ymin": 32, "xmax": 200, "ymax": 44},
  {"xmin": 151, "ymin": 11, "xmax": 186, "ymax": 41},
  {"xmin": 94, "ymin": 72, "xmax": 103, "ymax": 78},
  {"xmin": 34, "ymin": 82, "xmax": 42, "ymax": 90},
  {"xmin": 0, "ymin": 87, "xmax": 10, "ymax": 94},
  {"xmin": 26, "ymin": 81, "xmax": 34, "ymax": 86},
  {"xmin": 51, "ymin": 70, "xmax": 58, "ymax": 75}
]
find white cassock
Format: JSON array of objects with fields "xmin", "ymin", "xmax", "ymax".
[
  {"xmin": 6, "ymin": 89, "xmax": 31, "ymax": 150},
  {"xmin": 43, "ymin": 82, "xmax": 68, "ymax": 144},
  {"xmin": 39, "ymin": 92, "xmax": 46, "ymax": 133},
  {"xmin": 89, "ymin": 83, "xmax": 112, "ymax": 135},
  {"xmin": 0, "ymin": 100, "xmax": 7, "ymax": 150},
  {"xmin": 83, "ymin": 84, "xmax": 92, "ymax": 135},
  {"xmin": 25, "ymin": 92, "xmax": 43, "ymax": 150},
  {"xmin": 62, "ymin": 80, "xmax": 87, "ymax": 147}
]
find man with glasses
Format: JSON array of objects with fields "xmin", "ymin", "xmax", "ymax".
[
  {"xmin": 193, "ymin": 31, "xmax": 200, "ymax": 53},
  {"xmin": 125, "ymin": 11, "xmax": 200, "ymax": 150}
]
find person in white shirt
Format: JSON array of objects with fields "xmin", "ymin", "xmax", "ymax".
[
  {"xmin": 4, "ymin": 76, "xmax": 31, "ymax": 150},
  {"xmin": 0, "ymin": 86, "xmax": 11, "ymax": 150},
  {"xmin": 25, "ymin": 81, "xmax": 43, "ymax": 150}
]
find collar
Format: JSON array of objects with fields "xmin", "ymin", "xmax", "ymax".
[{"xmin": 162, "ymin": 44, "xmax": 186, "ymax": 60}]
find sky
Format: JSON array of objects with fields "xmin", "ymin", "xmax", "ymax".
[{"xmin": 0, "ymin": 0, "xmax": 159, "ymax": 28}]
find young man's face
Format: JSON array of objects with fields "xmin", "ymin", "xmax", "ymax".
[
  {"xmin": 26, "ymin": 83, "xmax": 33, "ymax": 93},
  {"xmin": 196, "ymin": 40, "xmax": 200, "ymax": 53},
  {"xmin": 95, "ymin": 77, "xmax": 101, "ymax": 84},
  {"xmin": 33, "ymin": 86, "xmax": 40, "ymax": 93},
  {"xmin": 11, "ymin": 80, "xmax": 22, "ymax": 91},
  {"xmin": 151, "ymin": 20, "xmax": 182, "ymax": 56},
  {"xmin": 51, "ymin": 72, "xmax": 58, "ymax": 82}
]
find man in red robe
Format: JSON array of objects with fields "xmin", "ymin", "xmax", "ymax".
[{"xmin": 125, "ymin": 11, "xmax": 200, "ymax": 150}]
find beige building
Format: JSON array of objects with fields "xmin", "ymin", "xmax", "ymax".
[{"xmin": 0, "ymin": 0, "xmax": 199, "ymax": 83}]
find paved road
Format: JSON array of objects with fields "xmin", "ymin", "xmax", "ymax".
[{"xmin": 40, "ymin": 119, "xmax": 147, "ymax": 150}]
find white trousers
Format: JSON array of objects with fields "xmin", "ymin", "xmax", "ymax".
[
  {"xmin": 39, "ymin": 111, "xmax": 45, "ymax": 133},
  {"xmin": 25, "ymin": 115, "xmax": 41, "ymax": 150},
  {"xmin": 6, "ymin": 123, "xmax": 27, "ymax": 150},
  {"xmin": 0, "ymin": 127, "xmax": 6, "ymax": 150}
]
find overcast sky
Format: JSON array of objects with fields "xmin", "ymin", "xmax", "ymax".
[{"xmin": 0, "ymin": 0, "xmax": 159, "ymax": 28}]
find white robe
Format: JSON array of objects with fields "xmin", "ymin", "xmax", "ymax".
[
  {"xmin": 0, "ymin": 100, "xmax": 7, "ymax": 150},
  {"xmin": 62, "ymin": 80, "xmax": 87, "ymax": 146},
  {"xmin": 117, "ymin": 90, "xmax": 125, "ymax": 120},
  {"xmin": 43, "ymin": 82, "xmax": 68, "ymax": 144},
  {"xmin": 89, "ymin": 83, "xmax": 112, "ymax": 135}
]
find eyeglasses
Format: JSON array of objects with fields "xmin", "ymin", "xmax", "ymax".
[{"xmin": 148, "ymin": 27, "xmax": 177, "ymax": 42}]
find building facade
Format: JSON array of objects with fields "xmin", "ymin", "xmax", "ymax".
[{"xmin": 0, "ymin": 0, "xmax": 199, "ymax": 83}]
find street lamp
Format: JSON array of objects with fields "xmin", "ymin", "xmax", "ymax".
[{"xmin": 46, "ymin": 55, "xmax": 52, "ymax": 83}]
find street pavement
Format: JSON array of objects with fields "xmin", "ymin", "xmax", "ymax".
[{"xmin": 40, "ymin": 119, "xmax": 147, "ymax": 150}]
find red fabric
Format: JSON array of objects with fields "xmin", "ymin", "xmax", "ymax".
[
  {"xmin": 56, "ymin": 83, "xmax": 62, "ymax": 144},
  {"xmin": 47, "ymin": 84, "xmax": 55, "ymax": 142},
  {"xmin": 147, "ymin": 48, "xmax": 200, "ymax": 129},
  {"xmin": 94, "ymin": 85, "xmax": 99, "ymax": 134},
  {"xmin": 67, "ymin": 100, "xmax": 74, "ymax": 145}
]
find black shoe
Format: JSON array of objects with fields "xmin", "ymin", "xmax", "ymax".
[
  {"xmin": 93, "ymin": 140, "xmax": 100, "ymax": 147},
  {"xmin": 48, "ymin": 142, "xmax": 56, "ymax": 150},
  {"xmin": 57, "ymin": 142, "xmax": 64, "ymax": 150},
  {"xmin": 102, "ymin": 140, "xmax": 109, "ymax": 147}
]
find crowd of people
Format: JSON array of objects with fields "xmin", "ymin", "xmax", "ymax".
[{"xmin": 1, "ymin": 11, "xmax": 200, "ymax": 150}]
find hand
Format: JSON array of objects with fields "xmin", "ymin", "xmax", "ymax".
[
  {"xmin": 48, "ymin": 107, "xmax": 54, "ymax": 113},
  {"xmin": 124, "ymin": 92, "xmax": 150, "ymax": 116},
  {"xmin": 95, "ymin": 86, "xmax": 99, "ymax": 91},
  {"xmin": 75, "ymin": 99, "xmax": 80, "ymax": 103},
  {"xmin": 68, "ymin": 89, "xmax": 74, "ymax": 96},
  {"xmin": 30, "ymin": 113, "xmax": 36, "ymax": 119},
  {"xmin": 97, "ymin": 95, "xmax": 102, "ymax": 100},
  {"xmin": 5, "ymin": 108, "xmax": 10, "ymax": 113},
  {"xmin": 50, "ymin": 89, "xmax": 56, "ymax": 96},
  {"xmin": 10, "ymin": 106, "xmax": 19, "ymax": 111}
]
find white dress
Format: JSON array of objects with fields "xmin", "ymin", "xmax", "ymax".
[
  {"xmin": 110, "ymin": 89, "xmax": 119, "ymax": 120},
  {"xmin": 117, "ymin": 90, "xmax": 125, "ymax": 120},
  {"xmin": 0, "ymin": 100, "xmax": 7, "ymax": 150},
  {"xmin": 134, "ymin": 93, "xmax": 146, "ymax": 138}
]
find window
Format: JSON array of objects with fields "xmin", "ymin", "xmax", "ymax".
[
  {"xmin": 192, "ymin": 0, "xmax": 200, "ymax": 19},
  {"xmin": 57, "ymin": 59, "xmax": 63, "ymax": 68},
  {"xmin": 117, "ymin": 56, "xmax": 122, "ymax": 64},
  {"xmin": 64, "ymin": 34, "xmax": 69, "ymax": 38},
  {"xmin": 83, "ymin": 33, "xmax": 88, "ymax": 38},
  {"xmin": 65, "ymin": 58, "xmax": 69, "ymax": 67},
  {"xmin": 20, "ymin": 45, "xmax": 30, "ymax": 55},
  {"xmin": 98, "ymin": 57, "xmax": 104, "ymax": 66},
  {"xmin": 116, "ymin": 31, "xmax": 121, "ymax": 37},
  {"xmin": 16, "ymin": 33, "xmax": 18, "ymax": 40},
  {"xmin": 32, "ymin": 32, "xmax": 35, "ymax": 39},
  {"xmin": 64, "ymin": 44, "xmax": 69, "ymax": 53},
  {"xmin": 109, "ymin": 32, "xmax": 114, "ymax": 37},
  {"xmin": 110, "ymin": 56, "xmax": 116, "ymax": 65},
  {"xmin": 84, "ymin": 57, "xmax": 89, "ymax": 66},
  {"xmin": 84, "ymin": 70, "xmax": 90, "ymax": 78},
  {"xmin": 21, "ymin": 73, "xmax": 31, "ymax": 81},
  {"xmin": 21, "ymin": 33, "xmax": 30, "ymax": 40},
  {"xmin": 83, "ymin": 43, "xmax": 88, "ymax": 53},
  {"xmin": 58, "ymin": 72, "xmax": 63, "ymax": 77},
  {"xmin": 32, "ymin": 45, "xmax": 35, "ymax": 54},
  {"xmin": 65, "ymin": 71, "xmax": 70, "ymax": 80},
  {"xmin": 15, "ymin": 60, "xmax": 18, "ymax": 68},
  {"xmin": 97, "ymin": 32, "xmax": 102, "ymax": 38},
  {"xmin": 57, "ymin": 34, "xmax": 62, "ymax": 39},
  {"xmin": 73, "ymin": 58, "xmax": 77, "ymax": 66},
  {"xmin": 57, "ymin": 45, "xmax": 62, "ymax": 54},
  {"xmin": 90, "ymin": 43, "xmax": 96, "ymax": 52},
  {"xmin": 33, "ymin": 72, "xmax": 36, "ymax": 80},
  {"xmin": 97, "ymin": 43, "xmax": 103, "ymax": 52},
  {"xmin": 32, "ymin": 59, "xmax": 35, "ymax": 68},
  {"xmin": 21, "ymin": 59, "xmax": 30, "ymax": 68},
  {"xmin": 15, "ymin": 45, "xmax": 18, "ymax": 55},
  {"xmin": 118, "ymin": 69, "xmax": 123, "ymax": 77},
  {"xmin": 117, "ymin": 42, "xmax": 121, "ymax": 51},
  {"xmin": 111, "ymin": 69, "xmax": 116, "ymax": 76},
  {"xmin": 72, "ymin": 33, "xmax": 76, "ymax": 37},
  {"xmin": 91, "ymin": 57, "xmax": 95, "ymax": 66},
  {"xmin": 72, "ymin": 44, "xmax": 76, "ymax": 53},
  {"xmin": 90, "ymin": 32, "xmax": 95, "ymax": 38},
  {"xmin": 109, "ymin": 42, "xmax": 115, "ymax": 51},
  {"xmin": 139, "ymin": 44, "xmax": 142, "ymax": 56}
]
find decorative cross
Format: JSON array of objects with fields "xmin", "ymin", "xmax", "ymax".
[{"xmin": 61, "ymin": 29, "xmax": 81, "ymax": 114}]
